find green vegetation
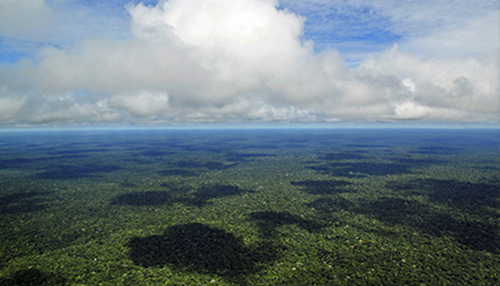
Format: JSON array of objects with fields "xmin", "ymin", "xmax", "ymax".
[{"xmin": 0, "ymin": 129, "xmax": 499, "ymax": 285}]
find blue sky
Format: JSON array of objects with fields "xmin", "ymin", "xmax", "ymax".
[
  {"xmin": 280, "ymin": 0, "xmax": 402, "ymax": 61},
  {"xmin": 0, "ymin": 0, "xmax": 498, "ymax": 127}
]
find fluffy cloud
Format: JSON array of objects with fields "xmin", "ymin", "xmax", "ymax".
[
  {"xmin": 0, "ymin": 88, "xmax": 26, "ymax": 121},
  {"xmin": 109, "ymin": 91, "xmax": 169, "ymax": 117},
  {"xmin": 0, "ymin": 0, "xmax": 498, "ymax": 126}
]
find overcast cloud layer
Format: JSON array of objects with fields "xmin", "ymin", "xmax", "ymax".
[{"xmin": 0, "ymin": 0, "xmax": 498, "ymax": 126}]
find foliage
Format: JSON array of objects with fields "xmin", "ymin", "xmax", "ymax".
[{"xmin": 0, "ymin": 129, "xmax": 499, "ymax": 285}]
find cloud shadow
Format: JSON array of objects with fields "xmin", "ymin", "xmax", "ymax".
[
  {"xmin": 182, "ymin": 185, "xmax": 254, "ymax": 207},
  {"xmin": 0, "ymin": 155, "xmax": 89, "ymax": 170},
  {"xmin": 318, "ymin": 151, "xmax": 368, "ymax": 161},
  {"xmin": 305, "ymin": 197, "xmax": 355, "ymax": 214},
  {"xmin": 388, "ymin": 179, "xmax": 500, "ymax": 212},
  {"xmin": 291, "ymin": 180, "xmax": 353, "ymax": 195},
  {"xmin": 248, "ymin": 211, "xmax": 324, "ymax": 237},
  {"xmin": 0, "ymin": 269, "xmax": 66, "ymax": 286},
  {"xmin": 158, "ymin": 169, "xmax": 198, "ymax": 177},
  {"xmin": 46, "ymin": 148, "xmax": 109, "ymax": 155},
  {"xmin": 409, "ymin": 146, "xmax": 462, "ymax": 155},
  {"xmin": 110, "ymin": 185, "xmax": 254, "ymax": 208},
  {"xmin": 308, "ymin": 148, "xmax": 444, "ymax": 178},
  {"xmin": 32, "ymin": 164, "xmax": 121, "ymax": 180},
  {"xmin": 168, "ymin": 160, "xmax": 237, "ymax": 171},
  {"xmin": 224, "ymin": 152, "xmax": 276, "ymax": 162},
  {"xmin": 357, "ymin": 197, "xmax": 499, "ymax": 252},
  {"xmin": 110, "ymin": 191, "xmax": 174, "ymax": 207},
  {"xmin": 0, "ymin": 191, "xmax": 54, "ymax": 214},
  {"xmin": 127, "ymin": 223, "xmax": 275, "ymax": 281},
  {"xmin": 327, "ymin": 162, "xmax": 413, "ymax": 177}
]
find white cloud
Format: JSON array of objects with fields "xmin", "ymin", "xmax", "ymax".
[
  {"xmin": 109, "ymin": 91, "xmax": 169, "ymax": 117},
  {"xmin": 0, "ymin": 0, "xmax": 53, "ymax": 41},
  {"xmin": 393, "ymin": 101, "xmax": 431, "ymax": 120},
  {"xmin": 0, "ymin": 88, "xmax": 26, "ymax": 121},
  {"xmin": 0, "ymin": 0, "xmax": 498, "ymax": 126},
  {"xmin": 21, "ymin": 94, "xmax": 119, "ymax": 125},
  {"xmin": 357, "ymin": 45, "xmax": 500, "ymax": 113},
  {"xmin": 398, "ymin": 8, "xmax": 500, "ymax": 57}
]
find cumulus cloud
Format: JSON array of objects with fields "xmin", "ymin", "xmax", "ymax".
[
  {"xmin": 0, "ymin": 88, "xmax": 26, "ymax": 121},
  {"xmin": 0, "ymin": 0, "xmax": 498, "ymax": 126},
  {"xmin": 109, "ymin": 91, "xmax": 169, "ymax": 117}
]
